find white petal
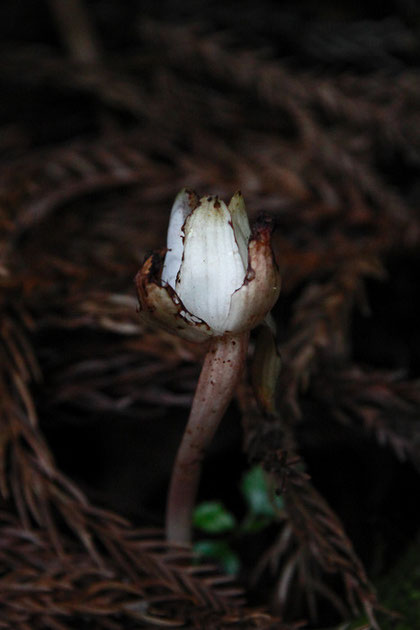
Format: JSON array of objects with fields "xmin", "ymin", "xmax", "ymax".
[
  {"xmin": 228, "ymin": 191, "xmax": 251, "ymax": 268},
  {"xmin": 161, "ymin": 189, "xmax": 198, "ymax": 289},
  {"xmin": 176, "ymin": 196, "xmax": 246, "ymax": 332}
]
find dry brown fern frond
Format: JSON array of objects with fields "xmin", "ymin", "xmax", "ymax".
[
  {"xmin": 243, "ymin": 409, "xmax": 380, "ymax": 628},
  {"xmin": 313, "ymin": 366, "xmax": 420, "ymax": 469},
  {"xmin": 0, "ymin": 138, "xmax": 173, "ymax": 243},
  {"xmin": 0, "ymin": 361, "xmax": 248, "ymax": 625},
  {"xmin": 2, "ymin": 19, "xmax": 420, "ymax": 254},
  {"xmin": 0, "ymin": 390, "xmax": 259, "ymax": 628},
  {"xmin": 277, "ymin": 256, "xmax": 385, "ymax": 419},
  {"xmin": 139, "ymin": 19, "xmax": 420, "ymax": 231},
  {"xmin": 1, "ymin": 512, "xmax": 289, "ymax": 629}
]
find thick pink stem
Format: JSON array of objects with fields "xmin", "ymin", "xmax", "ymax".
[{"xmin": 166, "ymin": 331, "xmax": 249, "ymax": 543}]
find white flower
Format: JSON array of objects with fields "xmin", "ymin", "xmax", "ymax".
[{"xmin": 136, "ymin": 189, "xmax": 280, "ymax": 342}]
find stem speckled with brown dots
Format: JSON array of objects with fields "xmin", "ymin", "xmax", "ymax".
[{"xmin": 166, "ymin": 331, "xmax": 249, "ymax": 543}]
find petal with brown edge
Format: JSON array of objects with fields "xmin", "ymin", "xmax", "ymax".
[
  {"xmin": 135, "ymin": 254, "xmax": 213, "ymax": 343},
  {"xmin": 223, "ymin": 216, "xmax": 281, "ymax": 334}
]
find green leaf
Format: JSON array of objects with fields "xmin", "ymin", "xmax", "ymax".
[
  {"xmin": 193, "ymin": 501, "xmax": 236, "ymax": 534},
  {"xmin": 194, "ymin": 540, "xmax": 240, "ymax": 575},
  {"xmin": 241, "ymin": 465, "xmax": 283, "ymax": 518}
]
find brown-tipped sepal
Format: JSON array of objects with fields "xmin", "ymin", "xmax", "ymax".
[
  {"xmin": 135, "ymin": 252, "xmax": 213, "ymax": 343},
  {"xmin": 223, "ymin": 214, "xmax": 281, "ymax": 334},
  {"xmin": 252, "ymin": 322, "xmax": 281, "ymax": 416}
]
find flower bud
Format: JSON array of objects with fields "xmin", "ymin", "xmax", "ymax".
[{"xmin": 136, "ymin": 189, "xmax": 280, "ymax": 342}]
